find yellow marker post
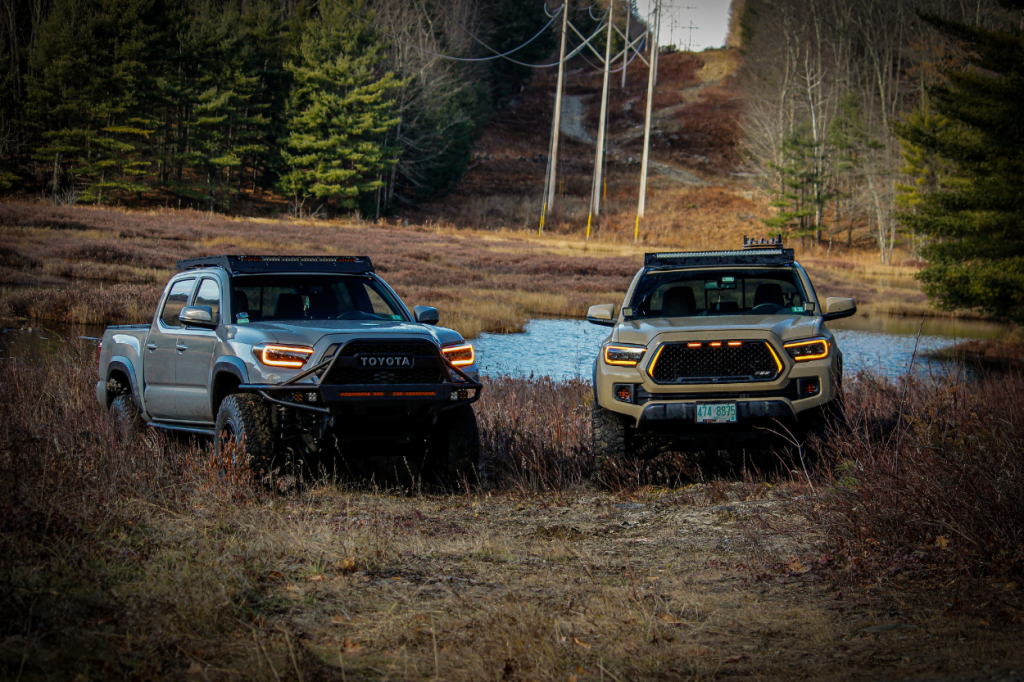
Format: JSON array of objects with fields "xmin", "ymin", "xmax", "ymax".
[
  {"xmin": 539, "ymin": 203, "xmax": 547, "ymax": 236},
  {"xmin": 586, "ymin": 212, "xmax": 593, "ymax": 240},
  {"xmin": 634, "ymin": 214, "xmax": 640, "ymax": 244}
]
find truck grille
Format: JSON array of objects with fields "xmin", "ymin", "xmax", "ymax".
[
  {"xmin": 321, "ymin": 340, "xmax": 446, "ymax": 385},
  {"xmin": 649, "ymin": 341, "xmax": 781, "ymax": 384}
]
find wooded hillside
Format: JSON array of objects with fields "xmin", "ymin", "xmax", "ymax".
[{"xmin": 0, "ymin": 0, "xmax": 615, "ymax": 216}]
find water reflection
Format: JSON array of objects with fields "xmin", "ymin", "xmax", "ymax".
[
  {"xmin": 2, "ymin": 316, "xmax": 1006, "ymax": 383},
  {"xmin": 472, "ymin": 317, "xmax": 997, "ymax": 382}
]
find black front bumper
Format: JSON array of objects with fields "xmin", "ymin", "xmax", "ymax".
[{"xmin": 239, "ymin": 342, "xmax": 481, "ymax": 417}]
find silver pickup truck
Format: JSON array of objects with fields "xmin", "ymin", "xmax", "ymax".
[{"xmin": 96, "ymin": 255, "xmax": 482, "ymax": 483}]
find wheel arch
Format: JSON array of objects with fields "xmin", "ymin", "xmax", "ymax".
[
  {"xmin": 212, "ymin": 357, "xmax": 249, "ymax": 417},
  {"xmin": 106, "ymin": 357, "xmax": 141, "ymax": 410}
]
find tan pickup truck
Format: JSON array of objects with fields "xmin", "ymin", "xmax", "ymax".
[{"xmin": 587, "ymin": 239, "xmax": 856, "ymax": 478}]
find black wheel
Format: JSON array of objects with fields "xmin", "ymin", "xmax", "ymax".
[
  {"xmin": 215, "ymin": 394, "xmax": 276, "ymax": 477},
  {"xmin": 109, "ymin": 393, "xmax": 144, "ymax": 435},
  {"xmin": 591, "ymin": 404, "xmax": 630, "ymax": 486},
  {"xmin": 424, "ymin": 406, "xmax": 481, "ymax": 487}
]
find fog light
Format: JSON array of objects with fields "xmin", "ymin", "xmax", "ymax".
[
  {"xmin": 797, "ymin": 378, "xmax": 820, "ymax": 398},
  {"xmin": 450, "ymin": 389, "xmax": 470, "ymax": 401},
  {"xmin": 307, "ymin": 392, "xmax": 318, "ymax": 403},
  {"xmin": 614, "ymin": 384, "xmax": 635, "ymax": 403}
]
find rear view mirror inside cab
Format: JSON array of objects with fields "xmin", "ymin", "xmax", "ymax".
[{"xmin": 705, "ymin": 276, "xmax": 737, "ymax": 290}]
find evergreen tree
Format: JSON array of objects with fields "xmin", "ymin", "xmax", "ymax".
[
  {"xmin": 279, "ymin": 0, "xmax": 401, "ymax": 216},
  {"xmin": 895, "ymin": 0, "xmax": 1024, "ymax": 322}
]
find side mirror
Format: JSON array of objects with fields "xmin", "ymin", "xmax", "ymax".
[
  {"xmin": 823, "ymin": 297, "xmax": 856, "ymax": 321},
  {"xmin": 413, "ymin": 306, "xmax": 439, "ymax": 325},
  {"xmin": 180, "ymin": 305, "xmax": 217, "ymax": 329},
  {"xmin": 587, "ymin": 304, "xmax": 616, "ymax": 327}
]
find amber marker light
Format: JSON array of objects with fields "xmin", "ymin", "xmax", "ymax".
[
  {"xmin": 605, "ymin": 344, "xmax": 647, "ymax": 366},
  {"xmin": 728, "ymin": 341, "xmax": 743, "ymax": 347},
  {"xmin": 442, "ymin": 343, "xmax": 475, "ymax": 367},
  {"xmin": 687, "ymin": 342, "xmax": 702, "ymax": 348},
  {"xmin": 254, "ymin": 344, "xmax": 315, "ymax": 368},
  {"xmin": 784, "ymin": 338, "xmax": 830, "ymax": 362},
  {"xmin": 710, "ymin": 341, "xmax": 722, "ymax": 347}
]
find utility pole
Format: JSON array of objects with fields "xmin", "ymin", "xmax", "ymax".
[
  {"xmin": 686, "ymin": 21, "xmax": 698, "ymax": 51},
  {"xmin": 635, "ymin": 0, "xmax": 659, "ymax": 241},
  {"xmin": 589, "ymin": 0, "xmax": 613, "ymax": 228},
  {"xmin": 620, "ymin": 0, "xmax": 630, "ymax": 90},
  {"xmin": 542, "ymin": 0, "xmax": 570, "ymax": 231}
]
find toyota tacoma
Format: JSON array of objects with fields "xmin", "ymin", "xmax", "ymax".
[
  {"xmin": 587, "ymin": 238, "xmax": 856, "ymax": 478},
  {"xmin": 96, "ymin": 255, "xmax": 482, "ymax": 483}
]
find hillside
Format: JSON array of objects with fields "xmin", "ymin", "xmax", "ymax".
[{"xmin": 412, "ymin": 46, "xmax": 769, "ymax": 250}]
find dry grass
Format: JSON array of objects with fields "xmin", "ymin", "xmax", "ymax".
[
  {"xmin": 809, "ymin": 369, "xmax": 1024, "ymax": 586},
  {"xmin": 0, "ymin": 203, "xmax": 635, "ymax": 335},
  {"xmin": 0, "ymin": 200, "xmax": 967, "ymax": 333},
  {"xmin": 4, "ymin": 348, "xmax": 1024, "ymax": 680}
]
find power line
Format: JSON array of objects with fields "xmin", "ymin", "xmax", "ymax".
[{"xmin": 336, "ymin": 2, "xmax": 572, "ymax": 68}]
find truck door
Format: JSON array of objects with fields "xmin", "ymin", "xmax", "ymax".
[
  {"xmin": 175, "ymin": 277, "xmax": 221, "ymax": 422},
  {"xmin": 143, "ymin": 277, "xmax": 195, "ymax": 420}
]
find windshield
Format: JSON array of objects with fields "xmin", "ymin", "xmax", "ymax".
[
  {"xmin": 629, "ymin": 268, "xmax": 810, "ymax": 319},
  {"xmin": 230, "ymin": 275, "xmax": 406, "ymax": 322}
]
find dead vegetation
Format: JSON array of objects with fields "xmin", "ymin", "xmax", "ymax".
[
  {"xmin": 0, "ymin": 203, "xmax": 635, "ymax": 335},
  {"xmin": 3, "ymin": 346, "xmax": 1024, "ymax": 680}
]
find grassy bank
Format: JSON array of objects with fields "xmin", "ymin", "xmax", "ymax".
[
  {"xmin": 0, "ymin": 203, "xmax": 636, "ymax": 337},
  {"xmin": 0, "ymin": 202, "xmax": 985, "ymax": 335},
  {"xmin": 3, "ymin": 348, "xmax": 1024, "ymax": 679}
]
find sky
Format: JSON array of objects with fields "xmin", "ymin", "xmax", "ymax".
[{"xmin": 632, "ymin": 0, "xmax": 733, "ymax": 50}]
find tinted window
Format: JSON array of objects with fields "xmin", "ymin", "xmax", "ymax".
[
  {"xmin": 160, "ymin": 278, "xmax": 195, "ymax": 327},
  {"xmin": 193, "ymin": 278, "xmax": 221, "ymax": 321},
  {"xmin": 232, "ymin": 275, "xmax": 406, "ymax": 321},
  {"xmin": 630, "ymin": 269, "xmax": 808, "ymax": 319}
]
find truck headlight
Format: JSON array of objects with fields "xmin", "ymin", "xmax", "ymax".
[
  {"xmin": 253, "ymin": 344, "xmax": 315, "ymax": 368},
  {"xmin": 784, "ymin": 338, "xmax": 830, "ymax": 362},
  {"xmin": 442, "ymin": 343, "xmax": 475, "ymax": 367},
  {"xmin": 604, "ymin": 344, "xmax": 646, "ymax": 366}
]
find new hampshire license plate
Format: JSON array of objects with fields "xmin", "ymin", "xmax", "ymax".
[{"xmin": 695, "ymin": 403, "xmax": 737, "ymax": 424}]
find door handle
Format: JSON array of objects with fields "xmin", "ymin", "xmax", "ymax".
[
  {"xmin": 146, "ymin": 343, "xmax": 157, "ymax": 351},
  {"xmin": 175, "ymin": 344, "xmax": 187, "ymax": 352}
]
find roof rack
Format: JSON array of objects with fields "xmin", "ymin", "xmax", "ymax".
[
  {"xmin": 644, "ymin": 248, "xmax": 795, "ymax": 268},
  {"xmin": 175, "ymin": 255, "xmax": 374, "ymax": 275}
]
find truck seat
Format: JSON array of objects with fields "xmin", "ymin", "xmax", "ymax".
[
  {"xmin": 662, "ymin": 286, "xmax": 696, "ymax": 317},
  {"xmin": 275, "ymin": 293, "xmax": 306, "ymax": 319},
  {"xmin": 753, "ymin": 283, "xmax": 785, "ymax": 307}
]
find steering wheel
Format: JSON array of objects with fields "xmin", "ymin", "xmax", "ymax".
[
  {"xmin": 337, "ymin": 310, "xmax": 377, "ymax": 320},
  {"xmin": 747, "ymin": 303, "xmax": 783, "ymax": 315}
]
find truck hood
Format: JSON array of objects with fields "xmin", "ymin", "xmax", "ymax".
[
  {"xmin": 241, "ymin": 319, "xmax": 465, "ymax": 348},
  {"xmin": 615, "ymin": 314, "xmax": 826, "ymax": 345}
]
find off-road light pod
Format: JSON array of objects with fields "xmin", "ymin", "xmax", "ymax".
[
  {"xmin": 784, "ymin": 338, "xmax": 830, "ymax": 362},
  {"xmin": 604, "ymin": 344, "xmax": 646, "ymax": 366},
  {"xmin": 253, "ymin": 343, "xmax": 315, "ymax": 368},
  {"xmin": 441, "ymin": 343, "xmax": 475, "ymax": 367}
]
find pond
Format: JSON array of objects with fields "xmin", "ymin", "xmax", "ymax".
[
  {"xmin": 471, "ymin": 315, "xmax": 1012, "ymax": 382},
  {"xmin": 2, "ymin": 315, "xmax": 1011, "ymax": 383}
]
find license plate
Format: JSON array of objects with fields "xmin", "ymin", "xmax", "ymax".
[{"xmin": 695, "ymin": 403, "xmax": 737, "ymax": 424}]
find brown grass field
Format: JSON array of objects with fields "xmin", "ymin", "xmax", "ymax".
[
  {"xmin": 0, "ymin": 201, "xmax": 967, "ymax": 333},
  {"xmin": 3, "ymin": 346, "xmax": 1024, "ymax": 680}
]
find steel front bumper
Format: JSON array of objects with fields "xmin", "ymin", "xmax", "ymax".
[{"xmin": 239, "ymin": 343, "xmax": 481, "ymax": 416}]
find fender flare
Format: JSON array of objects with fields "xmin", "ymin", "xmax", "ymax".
[
  {"xmin": 211, "ymin": 357, "xmax": 250, "ymax": 413},
  {"xmin": 107, "ymin": 356, "xmax": 143, "ymax": 410},
  {"xmin": 592, "ymin": 358, "xmax": 599, "ymax": 403}
]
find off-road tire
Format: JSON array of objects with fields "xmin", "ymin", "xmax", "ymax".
[
  {"xmin": 591, "ymin": 404, "xmax": 629, "ymax": 486},
  {"xmin": 109, "ymin": 393, "xmax": 144, "ymax": 435},
  {"xmin": 215, "ymin": 394, "xmax": 276, "ymax": 477},
  {"xmin": 424, "ymin": 406, "xmax": 481, "ymax": 487}
]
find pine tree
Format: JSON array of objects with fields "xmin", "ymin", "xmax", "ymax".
[
  {"xmin": 895, "ymin": 0, "xmax": 1024, "ymax": 323},
  {"xmin": 279, "ymin": 0, "xmax": 401, "ymax": 216}
]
